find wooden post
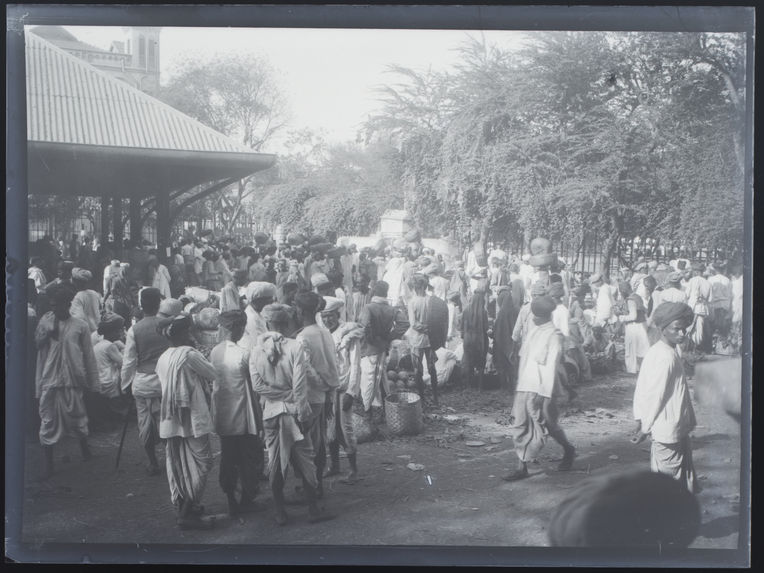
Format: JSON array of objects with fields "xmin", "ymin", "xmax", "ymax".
[
  {"xmin": 129, "ymin": 196, "xmax": 142, "ymax": 246},
  {"xmin": 156, "ymin": 191, "xmax": 170, "ymax": 262},
  {"xmin": 112, "ymin": 196, "xmax": 123, "ymax": 258},
  {"xmin": 100, "ymin": 194, "xmax": 111, "ymax": 248}
]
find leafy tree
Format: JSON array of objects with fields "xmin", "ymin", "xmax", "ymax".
[{"xmin": 158, "ymin": 53, "xmax": 287, "ymax": 233}]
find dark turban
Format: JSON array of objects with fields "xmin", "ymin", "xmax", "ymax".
[
  {"xmin": 294, "ymin": 291, "xmax": 324, "ymax": 314},
  {"xmin": 652, "ymin": 302, "xmax": 695, "ymax": 331},
  {"xmin": 219, "ymin": 309, "xmax": 247, "ymax": 331},
  {"xmin": 48, "ymin": 283, "xmax": 76, "ymax": 306},
  {"xmin": 548, "ymin": 471, "xmax": 700, "ymax": 548},
  {"xmin": 531, "ymin": 295, "xmax": 556, "ymax": 318},
  {"xmin": 159, "ymin": 314, "xmax": 193, "ymax": 340},
  {"xmin": 97, "ymin": 312, "xmax": 125, "ymax": 335},
  {"xmin": 548, "ymin": 282, "xmax": 565, "ymax": 299}
]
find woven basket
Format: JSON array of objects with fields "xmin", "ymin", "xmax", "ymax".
[{"xmin": 385, "ymin": 392, "xmax": 424, "ymax": 436}]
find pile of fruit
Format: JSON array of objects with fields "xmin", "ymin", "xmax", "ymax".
[{"xmin": 386, "ymin": 368, "xmax": 417, "ymax": 391}]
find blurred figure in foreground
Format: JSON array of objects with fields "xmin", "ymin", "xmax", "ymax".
[{"xmin": 548, "ymin": 471, "xmax": 700, "ymax": 548}]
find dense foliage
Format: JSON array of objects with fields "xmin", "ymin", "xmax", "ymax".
[{"xmin": 364, "ymin": 32, "xmax": 747, "ymax": 268}]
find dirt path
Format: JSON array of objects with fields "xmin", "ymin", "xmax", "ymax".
[{"xmin": 19, "ymin": 371, "xmax": 741, "ymax": 550}]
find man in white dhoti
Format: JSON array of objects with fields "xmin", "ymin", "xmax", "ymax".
[
  {"xmin": 685, "ymin": 263, "xmax": 713, "ymax": 353},
  {"xmin": 35, "ymin": 285, "xmax": 99, "ymax": 479},
  {"xmin": 156, "ymin": 314, "xmax": 218, "ymax": 530},
  {"xmin": 632, "ymin": 302, "xmax": 699, "ymax": 494}
]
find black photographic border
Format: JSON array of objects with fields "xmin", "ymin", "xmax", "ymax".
[{"xmin": 5, "ymin": 2, "xmax": 755, "ymax": 566}]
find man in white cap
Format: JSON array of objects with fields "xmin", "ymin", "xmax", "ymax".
[
  {"xmin": 242, "ymin": 282, "xmax": 277, "ymax": 350},
  {"xmin": 70, "ymin": 268, "xmax": 102, "ymax": 333},
  {"xmin": 707, "ymin": 262, "xmax": 732, "ymax": 341}
]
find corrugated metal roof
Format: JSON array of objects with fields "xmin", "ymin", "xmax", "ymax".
[{"xmin": 26, "ymin": 29, "xmax": 259, "ymax": 155}]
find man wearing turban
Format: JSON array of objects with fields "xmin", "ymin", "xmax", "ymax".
[
  {"xmin": 69, "ymin": 267, "xmax": 102, "ymax": 333},
  {"xmin": 249, "ymin": 303, "xmax": 334, "ymax": 525},
  {"xmin": 241, "ymin": 282, "xmax": 277, "ymax": 350},
  {"xmin": 685, "ymin": 263, "xmax": 713, "ymax": 353},
  {"xmin": 632, "ymin": 302, "xmax": 699, "ymax": 493},
  {"xmin": 219, "ymin": 269, "xmax": 248, "ymax": 313},
  {"xmin": 503, "ymin": 295, "xmax": 576, "ymax": 481},
  {"xmin": 548, "ymin": 471, "xmax": 700, "ymax": 548},
  {"xmin": 321, "ymin": 297, "xmax": 364, "ymax": 484},
  {"xmin": 293, "ymin": 291, "xmax": 340, "ymax": 499},
  {"xmin": 121, "ymin": 288, "xmax": 170, "ymax": 475},
  {"xmin": 91, "ymin": 313, "xmax": 128, "ymax": 428},
  {"xmin": 35, "ymin": 284, "xmax": 100, "ymax": 479},
  {"xmin": 511, "ymin": 281, "xmax": 548, "ymax": 358},
  {"xmin": 155, "ymin": 314, "xmax": 218, "ymax": 530},
  {"xmin": 210, "ymin": 310, "xmax": 264, "ymax": 516}
]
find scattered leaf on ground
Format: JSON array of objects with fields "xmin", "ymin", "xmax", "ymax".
[
  {"xmin": 465, "ymin": 441, "xmax": 486, "ymax": 447},
  {"xmin": 406, "ymin": 463, "xmax": 425, "ymax": 471}
]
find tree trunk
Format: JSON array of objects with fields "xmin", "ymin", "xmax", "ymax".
[{"xmin": 602, "ymin": 229, "xmax": 621, "ymax": 278}]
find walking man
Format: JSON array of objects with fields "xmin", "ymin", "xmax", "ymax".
[
  {"xmin": 503, "ymin": 295, "xmax": 576, "ymax": 481},
  {"xmin": 632, "ymin": 302, "xmax": 700, "ymax": 493}
]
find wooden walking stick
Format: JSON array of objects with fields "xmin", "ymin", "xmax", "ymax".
[{"xmin": 115, "ymin": 395, "xmax": 135, "ymax": 470}]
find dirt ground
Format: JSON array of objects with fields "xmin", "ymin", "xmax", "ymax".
[{"xmin": 18, "ymin": 369, "xmax": 741, "ymax": 552}]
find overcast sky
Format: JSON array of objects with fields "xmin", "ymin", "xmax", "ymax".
[{"xmin": 65, "ymin": 26, "xmax": 527, "ymax": 152}]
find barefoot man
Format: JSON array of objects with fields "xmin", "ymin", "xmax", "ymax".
[
  {"xmin": 503, "ymin": 295, "xmax": 576, "ymax": 481},
  {"xmin": 249, "ymin": 303, "xmax": 335, "ymax": 526},
  {"xmin": 35, "ymin": 284, "xmax": 99, "ymax": 479}
]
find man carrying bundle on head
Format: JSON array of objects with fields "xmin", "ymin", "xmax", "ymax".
[
  {"xmin": 210, "ymin": 310, "xmax": 265, "ymax": 517},
  {"xmin": 249, "ymin": 303, "xmax": 335, "ymax": 526},
  {"xmin": 321, "ymin": 297, "xmax": 364, "ymax": 484},
  {"xmin": 293, "ymin": 291, "xmax": 340, "ymax": 499},
  {"xmin": 155, "ymin": 314, "xmax": 218, "ymax": 530},
  {"xmin": 35, "ymin": 284, "xmax": 100, "ymax": 479},
  {"xmin": 503, "ymin": 295, "xmax": 576, "ymax": 481},
  {"xmin": 632, "ymin": 302, "xmax": 700, "ymax": 494},
  {"xmin": 121, "ymin": 287, "xmax": 169, "ymax": 476}
]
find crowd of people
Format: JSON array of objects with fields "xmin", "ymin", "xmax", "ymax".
[{"xmin": 25, "ymin": 226, "xmax": 743, "ymax": 537}]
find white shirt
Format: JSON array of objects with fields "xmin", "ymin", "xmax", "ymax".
[
  {"xmin": 658, "ymin": 287, "xmax": 687, "ymax": 304},
  {"xmin": 685, "ymin": 276, "xmax": 712, "ymax": 316},
  {"xmin": 93, "ymin": 339, "xmax": 123, "ymax": 398},
  {"xmin": 633, "ymin": 340, "xmax": 696, "ymax": 443},
  {"xmin": 515, "ymin": 321, "xmax": 562, "ymax": 399},
  {"xmin": 242, "ymin": 305, "xmax": 268, "ymax": 350},
  {"xmin": 731, "ymin": 276, "xmax": 743, "ymax": 323},
  {"xmin": 551, "ymin": 303, "xmax": 570, "ymax": 337},
  {"xmin": 708, "ymin": 274, "xmax": 732, "ymax": 311}
]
